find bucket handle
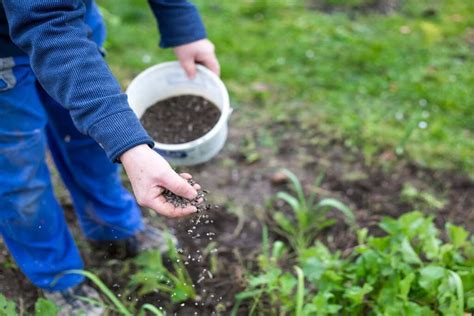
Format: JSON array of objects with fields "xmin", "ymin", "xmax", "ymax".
[{"xmin": 225, "ymin": 107, "xmax": 234, "ymax": 121}]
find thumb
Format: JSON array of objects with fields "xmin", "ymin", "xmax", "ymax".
[
  {"xmin": 162, "ymin": 170, "xmax": 197, "ymax": 200},
  {"xmin": 180, "ymin": 58, "xmax": 196, "ymax": 79}
]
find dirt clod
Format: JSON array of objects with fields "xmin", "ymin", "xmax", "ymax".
[
  {"xmin": 269, "ymin": 171, "xmax": 290, "ymax": 185},
  {"xmin": 141, "ymin": 95, "xmax": 221, "ymax": 144}
]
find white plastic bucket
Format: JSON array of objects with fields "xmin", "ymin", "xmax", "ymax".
[{"xmin": 126, "ymin": 61, "xmax": 231, "ymax": 166}]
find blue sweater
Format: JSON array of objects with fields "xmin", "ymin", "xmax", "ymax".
[{"xmin": 1, "ymin": 0, "xmax": 207, "ymax": 161}]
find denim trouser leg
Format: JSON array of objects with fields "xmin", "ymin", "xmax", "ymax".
[
  {"xmin": 0, "ymin": 57, "xmax": 84, "ymax": 290},
  {"xmin": 0, "ymin": 56, "xmax": 143, "ymax": 290}
]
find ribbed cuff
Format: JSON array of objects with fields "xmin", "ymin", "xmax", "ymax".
[
  {"xmin": 154, "ymin": 6, "xmax": 207, "ymax": 48},
  {"xmin": 88, "ymin": 110, "xmax": 154, "ymax": 162}
]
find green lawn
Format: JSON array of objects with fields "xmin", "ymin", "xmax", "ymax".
[{"xmin": 99, "ymin": 0, "xmax": 474, "ymax": 175}]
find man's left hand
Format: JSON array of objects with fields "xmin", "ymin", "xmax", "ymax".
[{"xmin": 173, "ymin": 39, "xmax": 220, "ymax": 79}]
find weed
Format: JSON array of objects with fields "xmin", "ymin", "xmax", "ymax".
[
  {"xmin": 232, "ymin": 227, "xmax": 302, "ymax": 316},
  {"xmin": 128, "ymin": 253, "xmax": 195, "ymax": 303},
  {"xmin": 240, "ymin": 134, "xmax": 261, "ymax": 164},
  {"xmin": 35, "ymin": 299, "xmax": 58, "ymax": 316},
  {"xmin": 400, "ymin": 183, "xmax": 447, "ymax": 210},
  {"xmin": 128, "ymin": 237, "xmax": 195, "ymax": 303},
  {"xmin": 0, "ymin": 294, "xmax": 16, "ymax": 316},
  {"xmin": 237, "ymin": 211, "xmax": 474, "ymax": 315},
  {"xmin": 271, "ymin": 169, "xmax": 357, "ymax": 253}
]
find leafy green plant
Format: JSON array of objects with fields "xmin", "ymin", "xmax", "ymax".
[
  {"xmin": 232, "ymin": 226, "xmax": 303, "ymax": 316},
  {"xmin": 237, "ymin": 211, "xmax": 474, "ymax": 315},
  {"xmin": 35, "ymin": 299, "xmax": 58, "ymax": 316},
  {"xmin": 272, "ymin": 169, "xmax": 357, "ymax": 253},
  {"xmin": 400, "ymin": 183, "xmax": 446, "ymax": 210},
  {"xmin": 240, "ymin": 134, "xmax": 261, "ymax": 164},
  {"xmin": 1, "ymin": 291, "xmax": 59, "ymax": 316},
  {"xmin": 128, "ymin": 238, "xmax": 195, "ymax": 303},
  {"xmin": 0, "ymin": 294, "xmax": 16, "ymax": 316}
]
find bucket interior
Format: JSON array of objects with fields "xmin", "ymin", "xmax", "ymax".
[{"xmin": 127, "ymin": 63, "xmax": 227, "ymax": 119}]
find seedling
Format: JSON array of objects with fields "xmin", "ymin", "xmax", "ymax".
[
  {"xmin": 0, "ymin": 294, "xmax": 16, "ymax": 316},
  {"xmin": 235, "ymin": 211, "xmax": 474, "ymax": 315},
  {"xmin": 400, "ymin": 183, "xmax": 446, "ymax": 210},
  {"xmin": 128, "ymin": 237, "xmax": 196, "ymax": 303},
  {"xmin": 232, "ymin": 227, "xmax": 302, "ymax": 316},
  {"xmin": 272, "ymin": 169, "xmax": 357, "ymax": 254}
]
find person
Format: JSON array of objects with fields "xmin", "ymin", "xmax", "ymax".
[{"xmin": 0, "ymin": 0, "xmax": 220, "ymax": 314}]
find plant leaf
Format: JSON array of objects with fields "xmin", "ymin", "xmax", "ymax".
[
  {"xmin": 235, "ymin": 289, "xmax": 262, "ymax": 300},
  {"xmin": 446, "ymin": 223, "xmax": 469, "ymax": 249},
  {"xmin": 271, "ymin": 240, "xmax": 287, "ymax": 260},
  {"xmin": 344, "ymin": 283, "xmax": 373, "ymax": 305},
  {"xmin": 0, "ymin": 294, "xmax": 16, "ymax": 316},
  {"xmin": 448, "ymin": 270, "xmax": 464, "ymax": 316},
  {"xmin": 276, "ymin": 192, "xmax": 302, "ymax": 214},
  {"xmin": 273, "ymin": 211, "xmax": 296, "ymax": 235},
  {"xmin": 56, "ymin": 270, "xmax": 130, "ymax": 316},
  {"xmin": 35, "ymin": 299, "xmax": 58, "ymax": 316},
  {"xmin": 316, "ymin": 198, "xmax": 357, "ymax": 229},
  {"xmin": 138, "ymin": 304, "xmax": 165, "ymax": 316},
  {"xmin": 294, "ymin": 266, "xmax": 304, "ymax": 316},
  {"xmin": 281, "ymin": 169, "xmax": 306, "ymax": 207},
  {"xmin": 419, "ymin": 266, "xmax": 445, "ymax": 291},
  {"xmin": 400, "ymin": 238, "xmax": 422, "ymax": 265},
  {"xmin": 399, "ymin": 273, "xmax": 415, "ymax": 301}
]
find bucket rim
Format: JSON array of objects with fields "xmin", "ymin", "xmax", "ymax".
[{"xmin": 126, "ymin": 61, "xmax": 231, "ymax": 151}]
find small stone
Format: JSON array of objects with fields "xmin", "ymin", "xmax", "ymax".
[{"xmin": 270, "ymin": 171, "xmax": 289, "ymax": 185}]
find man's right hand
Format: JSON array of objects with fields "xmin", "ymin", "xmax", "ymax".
[{"xmin": 120, "ymin": 144, "xmax": 199, "ymax": 218}]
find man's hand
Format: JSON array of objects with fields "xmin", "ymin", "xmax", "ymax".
[
  {"xmin": 120, "ymin": 144, "xmax": 200, "ymax": 218},
  {"xmin": 173, "ymin": 39, "xmax": 220, "ymax": 79}
]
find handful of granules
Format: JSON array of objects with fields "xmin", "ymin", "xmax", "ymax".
[{"xmin": 162, "ymin": 179, "xmax": 211, "ymax": 213}]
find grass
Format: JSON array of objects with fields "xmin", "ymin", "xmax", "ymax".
[{"xmin": 98, "ymin": 0, "xmax": 473, "ymax": 175}]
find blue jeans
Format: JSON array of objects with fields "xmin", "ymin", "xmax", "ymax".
[{"xmin": 0, "ymin": 56, "xmax": 143, "ymax": 291}]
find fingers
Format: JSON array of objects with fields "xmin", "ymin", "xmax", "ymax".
[
  {"xmin": 137, "ymin": 185, "xmax": 198, "ymax": 218},
  {"xmin": 147, "ymin": 195, "xmax": 197, "ymax": 218},
  {"xmin": 200, "ymin": 54, "xmax": 221, "ymax": 76},
  {"xmin": 179, "ymin": 173, "xmax": 192, "ymax": 180},
  {"xmin": 174, "ymin": 39, "xmax": 220, "ymax": 79},
  {"xmin": 162, "ymin": 170, "xmax": 197, "ymax": 200},
  {"xmin": 180, "ymin": 58, "xmax": 197, "ymax": 79},
  {"xmin": 180, "ymin": 173, "xmax": 201, "ymax": 190}
]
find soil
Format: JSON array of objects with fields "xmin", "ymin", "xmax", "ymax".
[
  {"xmin": 140, "ymin": 95, "xmax": 221, "ymax": 144},
  {"xmin": 158, "ymin": 209, "xmax": 261, "ymax": 315},
  {"xmin": 0, "ymin": 113, "xmax": 472, "ymax": 315}
]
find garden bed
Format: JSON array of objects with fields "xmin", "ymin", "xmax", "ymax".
[{"xmin": 1, "ymin": 115, "xmax": 472, "ymax": 314}]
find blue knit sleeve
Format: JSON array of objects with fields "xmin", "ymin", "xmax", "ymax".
[
  {"xmin": 3, "ymin": 0, "xmax": 154, "ymax": 162},
  {"xmin": 148, "ymin": 0, "xmax": 207, "ymax": 48}
]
